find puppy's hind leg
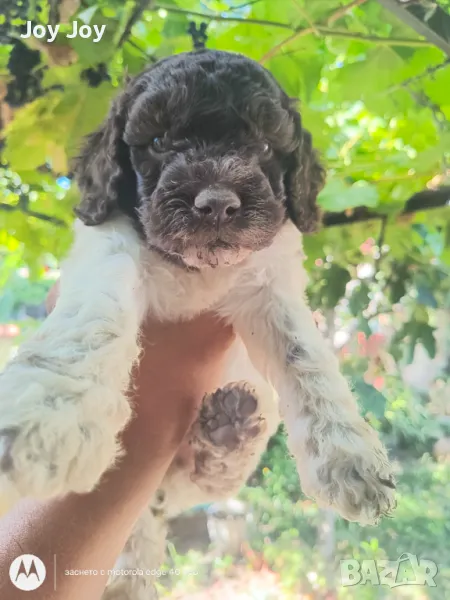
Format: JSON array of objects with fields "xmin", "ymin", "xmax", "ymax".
[
  {"xmin": 0, "ymin": 218, "xmax": 146, "ymax": 506},
  {"xmin": 102, "ymin": 508, "xmax": 166, "ymax": 600},
  {"xmin": 103, "ymin": 380, "xmax": 279, "ymax": 600},
  {"xmin": 159, "ymin": 379, "xmax": 280, "ymax": 518}
]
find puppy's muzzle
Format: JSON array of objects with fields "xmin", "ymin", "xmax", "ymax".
[{"xmin": 194, "ymin": 187, "xmax": 241, "ymax": 226}]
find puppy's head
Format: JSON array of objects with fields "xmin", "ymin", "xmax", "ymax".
[{"xmin": 75, "ymin": 51, "xmax": 325, "ymax": 269}]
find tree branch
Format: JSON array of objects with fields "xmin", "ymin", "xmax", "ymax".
[
  {"xmin": 387, "ymin": 58, "xmax": 450, "ymax": 93},
  {"xmin": 374, "ymin": 214, "xmax": 388, "ymax": 273},
  {"xmin": 0, "ymin": 201, "xmax": 67, "ymax": 227},
  {"xmin": 405, "ymin": 87, "xmax": 449, "ymax": 130},
  {"xmin": 48, "ymin": 0, "xmax": 61, "ymax": 28},
  {"xmin": 327, "ymin": 0, "xmax": 368, "ymax": 25},
  {"xmin": 376, "ymin": 0, "xmax": 450, "ymax": 56},
  {"xmin": 317, "ymin": 26, "xmax": 433, "ymax": 46},
  {"xmin": 119, "ymin": 1, "xmax": 433, "ymax": 65},
  {"xmin": 117, "ymin": 0, "xmax": 153, "ymax": 48},
  {"xmin": 151, "ymin": 3, "xmax": 293, "ymax": 29},
  {"xmin": 404, "ymin": 86, "xmax": 449, "ymax": 171},
  {"xmin": 2, "ymin": 187, "xmax": 448, "ymax": 232},
  {"xmin": 322, "ymin": 186, "xmax": 450, "ymax": 228},
  {"xmin": 227, "ymin": 0, "xmax": 265, "ymax": 11},
  {"xmin": 126, "ymin": 39, "xmax": 158, "ymax": 62},
  {"xmin": 259, "ymin": 27, "xmax": 315, "ymax": 63},
  {"xmin": 290, "ymin": 0, "xmax": 320, "ymax": 36},
  {"xmin": 259, "ymin": 5, "xmax": 431, "ymax": 63}
]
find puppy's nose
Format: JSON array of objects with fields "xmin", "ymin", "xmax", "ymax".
[{"xmin": 194, "ymin": 188, "xmax": 241, "ymax": 221}]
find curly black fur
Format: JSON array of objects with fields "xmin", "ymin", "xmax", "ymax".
[{"xmin": 74, "ymin": 51, "xmax": 325, "ymax": 266}]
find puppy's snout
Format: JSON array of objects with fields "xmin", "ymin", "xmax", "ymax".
[{"xmin": 194, "ymin": 188, "xmax": 241, "ymax": 222}]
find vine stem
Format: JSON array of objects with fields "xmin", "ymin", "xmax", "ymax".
[
  {"xmin": 0, "ymin": 199, "xmax": 67, "ymax": 227},
  {"xmin": 145, "ymin": 1, "xmax": 432, "ymax": 65},
  {"xmin": 327, "ymin": 0, "xmax": 368, "ymax": 25},
  {"xmin": 152, "ymin": 3, "xmax": 293, "ymax": 29}
]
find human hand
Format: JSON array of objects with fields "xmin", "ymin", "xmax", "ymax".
[
  {"xmin": 46, "ymin": 281, "xmax": 235, "ymax": 473},
  {"xmin": 0, "ymin": 284, "xmax": 236, "ymax": 600}
]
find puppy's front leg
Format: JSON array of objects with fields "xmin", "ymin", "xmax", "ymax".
[
  {"xmin": 220, "ymin": 230, "xmax": 395, "ymax": 525},
  {"xmin": 0, "ymin": 218, "xmax": 145, "ymax": 505}
]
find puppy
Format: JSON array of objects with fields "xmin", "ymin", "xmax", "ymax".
[{"xmin": 0, "ymin": 51, "xmax": 395, "ymax": 599}]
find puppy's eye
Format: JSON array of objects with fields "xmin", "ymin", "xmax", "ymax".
[
  {"xmin": 151, "ymin": 137, "xmax": 165, "ymax": 152},
  {"xmin": 263, "ymin": 142, "xmax": 271, "ymax": 154}
]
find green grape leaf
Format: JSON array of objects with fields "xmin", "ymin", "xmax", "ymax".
[
  {"xmin": 318, "ymin": 179, "xmax": 379, "ymax": 211},
  {"xmin": 353, "ymin": 379, "xmax": 387, "ymax": 420},
  {"xmin": 349, "ymin": 282, "xmax": 371, "ymax": 316}
]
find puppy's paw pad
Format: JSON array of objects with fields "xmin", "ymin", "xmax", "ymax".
[{"xmin": 199, "ymin": 383, "xmax": 263, "ymax": 451}]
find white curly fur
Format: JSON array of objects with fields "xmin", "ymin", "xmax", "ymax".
[{"xmin": 0, "ymin": 216, "xmax": 395, "ymax": 599}]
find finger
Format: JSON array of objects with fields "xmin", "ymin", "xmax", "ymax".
[{"xmin": 45, "ymin": 280, "xmax": 60, "ymax": 315}]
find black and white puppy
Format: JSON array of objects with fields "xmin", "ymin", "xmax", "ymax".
[{"xmin": 0, "ymin": 51, "xmax": 395, "ymax": 599}]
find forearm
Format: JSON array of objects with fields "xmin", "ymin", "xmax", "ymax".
[
  {"xmin": 0, "ymin": 310, "xmax": 233, "ymax": 600},
  {"xmin": 0, "ymin": 391, "xmax": 198, "ymax": 600}
]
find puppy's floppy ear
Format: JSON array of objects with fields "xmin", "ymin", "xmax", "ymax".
[
  {"xmin": 73, "ymin": 91, "xmax": 136, "ymax": 225},
  {"xmin": 284, "ymin": 109, "xmax": 326, "ymax": 233}
]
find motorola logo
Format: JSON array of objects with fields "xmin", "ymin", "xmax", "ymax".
[{"xmin": 9, "ymin": 554, "xmax": 46, "ymax": 591}]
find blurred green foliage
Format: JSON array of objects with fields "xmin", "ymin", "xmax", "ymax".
[{"xmin": 1, "ymin": 0, "xmax": 449, "ymax": 275}]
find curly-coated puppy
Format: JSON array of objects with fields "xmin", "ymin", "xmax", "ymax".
[{"xmin": 0, "ymin": 51, "xmax": 395, "ymax": 599}]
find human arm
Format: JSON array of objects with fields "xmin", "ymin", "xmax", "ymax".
[{"xmin": 0, "ymin": 312, "xmax": 234, "ymax": 600}]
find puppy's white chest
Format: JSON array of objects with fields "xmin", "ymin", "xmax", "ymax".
[
  {"xmin": 140, "ymin": 222, "xmax": 305, "ymax": 322},
  {"xmin": 141, "ymin": 253, "xmax": 241, "ymax": 321}
]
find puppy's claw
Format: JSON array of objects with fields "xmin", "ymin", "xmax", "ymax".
[{"xmin": 378, "ymin": 475, "xmax": 396, "ymax": 489}]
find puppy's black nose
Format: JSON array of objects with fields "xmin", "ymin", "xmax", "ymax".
[{"xmin": 194, "ymin": 188, "xmax": 241, "ymax": 221}]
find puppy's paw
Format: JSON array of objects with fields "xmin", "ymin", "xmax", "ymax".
[
  {"xmin": 190, "ymin": 382, "xmax": 266, "ymax": 486},
  {"xmin": 0, "ymin": 372, "xmax": 130, "ymax": 504},
  {"xmin": 301, "ymin": 421, "xmax": 396, "ymax": 525},
  {"xmin": 199, "ymin": 383, "xmax": 263, "ymax": 450}
]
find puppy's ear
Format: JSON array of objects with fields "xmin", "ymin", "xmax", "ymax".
[
  {"xmin": 73, "ymin": 92, "xmax": 136, "ymax": 225},
  {"xmin": 284, "ymin": 110, "xmax": 325, "ymax": 233}
]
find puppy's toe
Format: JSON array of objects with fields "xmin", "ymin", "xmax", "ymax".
[{"xmin": 321, "ymin": 458, "xmax": 395, "ymax": 525}]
